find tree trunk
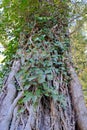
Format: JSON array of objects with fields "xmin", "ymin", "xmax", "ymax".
[
  {"xmin": 0, "ymin": 36, "xmax": 87, "ymax": 130},
  {"xmin": 0, "ymin": 1, "xmax": 87, "ymax": 130},
  {"xmin": 0, "ymin": 60, "xmax": 75, "ymax": 130}
]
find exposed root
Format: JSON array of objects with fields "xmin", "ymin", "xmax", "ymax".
[
  {"xmin": 15, "ymin": 116, "xmax": 21, "ymax": 130},
  {"xmin": 0, "ymin": 92, "xmax": 23, "ymax": 130},
  {"xmin": 24, "ymin": 105, "xmax": 36, "ymax": 130},
  {"xmin": 10, "ymin": 106, "xmax": 18, "ymax": 130},
  {"xmin": 0, "ymin": 83, "xmax": 16, "ymax": 117},
  {"xmin": 0, "ymin": 60, "xmax": 21, "ymax": 130},
  {"xmin": 20, "ymin": 114, "xmax": 25, "ymax": 130}
]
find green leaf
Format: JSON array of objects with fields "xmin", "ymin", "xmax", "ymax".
[
  {"xmin": 28, "ymin": 76, "xmax": 37, "ymax": 81},
  {"xmin": 57, "ymin": 62, "xmax": 63, "ymax": 65},
  {"xmin": 24, "ymin": 85, "xmax": 31, "ymax": 90},
  {"xmin": 34, "ymin": 37, "xmax": 41, "ymax": 42},
  {"xmin": 18, "ymin": 108, "xmax": 25, "ymax": 113},
  {"xmin": 52, "ymin": 94, "xmax": 58, "ymax": 101},
  {"xmin": 23, "ymin": 92, "xmax": 33, "ymax": 102},
  {"xmin": 47, "ymin": 74, "xmax": 53, "ymax": 80},
  {"xmin": 38, "ymin": 75, "xmax": 45, "ymax": 83},
  {"xmin": 32, "ymin": 95, "xmax": 37, "ymax": 103},
  {"xmin": 35, "ymin": 89, "xmax": 41, "ymax": 96},
  {"xmin": 45, "ymin": 69, "xmax": 52, "ymax": 74}
]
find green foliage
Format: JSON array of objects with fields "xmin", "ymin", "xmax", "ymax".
[
  {"xmin": 1, "ymin": 0, "xmax": 81, "ymax": 107},
  {"xmin": 71, "ymin": 21, "xmax": 87, "ymax": 101},
  {"xmin": 15, "ymin": 18, "xmax": 69, "ymax": 107}
]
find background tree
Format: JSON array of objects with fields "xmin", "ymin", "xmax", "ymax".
[
  {"xmin": 0, "ymin": 0, "xmax": 87, "ymax": 130},
  {"xmin": 70, "ymin": 3, "xmax": 87, "ymax": 103}
]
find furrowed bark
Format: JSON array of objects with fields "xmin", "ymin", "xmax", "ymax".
[
  {"xmin": 70, "ymin": 66, "xmax": 87, "ymax": 130},
  {"xmin": 10, "ymin": 106, "xmax": 18, "ymax": 130},
  {"xmin": 0, "ymin": 60, "xmax": 21, "ymax": 130}
]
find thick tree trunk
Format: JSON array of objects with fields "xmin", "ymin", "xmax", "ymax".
[
  {"xmin": 0, "ymin": 62, "xmax": 74, "ymax": 130},
  {"xmin": 0, "ymin": 2, "xmax": 87, "ymax": 129},
  {"xmin": 0, "ymin": 60, "xmax": 87, "ymax": 130}
]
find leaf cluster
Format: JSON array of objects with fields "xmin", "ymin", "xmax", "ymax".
[{"xmin": 0, "ymin": 0, "xmax": 70, "ymax": 107}]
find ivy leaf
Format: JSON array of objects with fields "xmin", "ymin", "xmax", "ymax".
[
  {"xmin": 34, "ymin": 37, "xmax": 41, "ymax": 42},
  {"xmin": 38, "ymin": 74, "xmax": 45, "ymax": 83},
  {"xmin": 52, "ymin": 94, "xmax": 58, "ymax": 101},
  {"xmin": 45, "ymin": 69, "xmax": 52, "ymax": 74},
  {"xmin": 35, "ymin": 89, "xmax": 41, "ymax": 96},
  {"xmin": 24, "ymin": 85, "xmax": 31, "ymax": 90},
  {"xmin": 28, "ymin": 76, "xmax": 37, "ymax": 81},
  {"xmin": 23, "ymin": 92, "xmax": 33, "ymax": 102},
  {"xmin": 47, "ymin": 74, "xmax": 53, "ymax": 80},
  {"xmin": 18, "ymin": 108, "xmax": 25, "ymax": 114},
  {"xmin": 57, "ymin": 62, "xmax": 63, "ymax": 65}
]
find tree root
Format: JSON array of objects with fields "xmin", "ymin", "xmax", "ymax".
[
  {"xmin": 0, "ymin": 60, "xmax": 21, "ymax": 130},
  {"xmin": 0, "ymin": 91, "xmax": 23, "ymax": 130},
  {"xmin": 10, "ymin": 106, "xmax": 18, "ymax": 130},
  {"xmin": 24, "ymin": 105, "xmax": 35, "ymax": 130}
]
